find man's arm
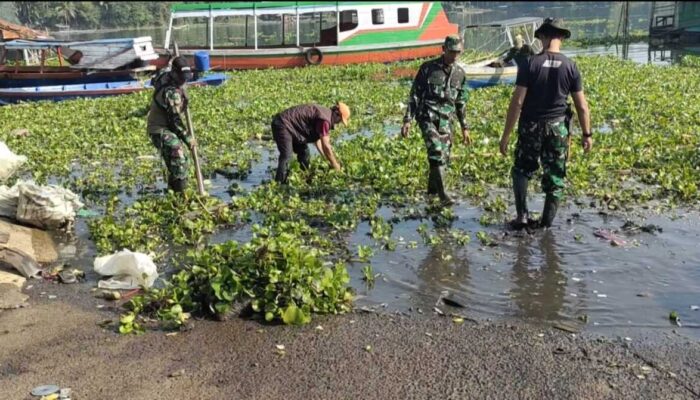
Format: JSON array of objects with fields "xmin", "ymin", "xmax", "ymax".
[
  {"xmin": 455, "ymin": 72, "xmax": 472, "ymax": 145},
  {"xmin": 164, "ymin": 87, "xmax": 193, "ymax": 147},
  {"xmin": 318, "ymin": 136, "xmax": 341, "ymax": 171},
  {"xmin": 499, "ymin": 85, "xmax": 528, "ymax": 156},
  {"xmin": 402, "ymin": 66, "xmax": 426, "ymax": 137},
  {"xmin": 571, "ymin": 90, "xmax": 592, "ymax": 152}
]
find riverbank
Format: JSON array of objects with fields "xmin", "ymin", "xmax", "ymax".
[{"xmin": 1, "ymin": 285, "xmax": 698, "ymax": 399}]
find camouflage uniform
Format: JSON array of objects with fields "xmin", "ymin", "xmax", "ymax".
[
  {"xmin": 513, "ymin": 117, "xmax": 570, "ymax": 200},
  {"xmin": 404, "ymin": 35, "xmax": 469, "ymax": 200},
  {"xmin": 146, "ymin": 70, "xmax": 193, "ymax": 191}
]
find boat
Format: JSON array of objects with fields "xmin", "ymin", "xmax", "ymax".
[
  {"xmin": 461, "ymin": 17, "xmax": 543, "ymax": 88},
  {"xmin": 153, "ymin": 1, "xmax": 458, "ymax": 70},
  {"xmin": 0, "ymin": 73, "xmax": 229, "ymax": 105},
  {"xmin": 0, "ymin": 38, "xmax": 159, "ymax": 88}
]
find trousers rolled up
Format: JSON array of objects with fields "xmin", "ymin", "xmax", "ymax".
[{"xmin": 272, "ymin": 120, "xmax": 310, "ymax": 184}]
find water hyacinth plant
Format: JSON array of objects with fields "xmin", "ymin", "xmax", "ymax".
[{"xmin": 0, "ymin": 54, "xmax": 698, "ymax": 331}]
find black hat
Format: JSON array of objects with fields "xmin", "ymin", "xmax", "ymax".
[
  {"xmin": 535, "ymin": 18, "xmax": 571, "ymax": 39},
  {"xmin": 171, "ymin": 56, "xmax": 191, "ymax": 74}
]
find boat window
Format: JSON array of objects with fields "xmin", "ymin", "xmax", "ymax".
[
  {"xmin": 171, "ymin": 17, "xmax": 210, "ymax": 48},
  {"xmin": 213, "ymin": 16, "xmax": 247, "ymax": 48},
  {"xmin": 339, "ymin": 10, "xmax": 358, "ymax": 32},
  {"xmin": 398, "ymin": 8, "xmax": 409, "ymax": 24},
  {"xmin": 300, "ymin": 11, "xmax": 337, "ymax": 46},
  {"xmin": 257, "ymin": 14, "xmax": 284, "ymax": 47},
  {"xmin": 372, "ymin": 9, "xmax": 384, "ymax": 25}
]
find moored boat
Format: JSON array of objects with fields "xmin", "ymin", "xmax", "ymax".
[
  {"xmin": 0, "ymin": 38, "xmax": 159, "ymax": 88},
  {"xmin": 154, "ymin": 1, "xmax": 458, "ymax": 70},
  {"xmin": 0, "ymin": 73, "xmax": 229, "ymax": 105}
]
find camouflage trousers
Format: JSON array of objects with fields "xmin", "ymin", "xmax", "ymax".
[
  {"xmin": 149, "ymin": 129, "xmax": 189, "ymax": 181},
  {"xmin": 418, "ymin": 117, "xmax": 452, "ymax": 166},
  {"xmin": 512, "ymin": 118, "xmax": 569, "ymax": 199}
]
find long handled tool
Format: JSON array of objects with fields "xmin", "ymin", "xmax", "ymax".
[{"xmin": 173, "ymin": 42, "xmax": 206, "ymax": 196}]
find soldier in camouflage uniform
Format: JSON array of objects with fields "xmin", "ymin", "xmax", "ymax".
[
  {"xmin": 146, "ymin": 57, "xmax": 196, "ymax": 193},
  {"xmin": 402, "ymin": 34, "xmax": 472, "ymax": 205},
  {"xmin": 499, "ymin": 18, "xmax": 592, "ymax": 229}
]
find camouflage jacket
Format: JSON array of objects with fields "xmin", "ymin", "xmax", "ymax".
[
  {"xmin": 403, "ymin": 56, "xmax": 469, "ymax": 129},
  {"xmin": 147, "ymin": 72, "xmax": 191, "ymax": 145}
]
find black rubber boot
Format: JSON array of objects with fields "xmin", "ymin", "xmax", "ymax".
[
  {"xmin": 435, "ymin": 165, "xmax": 454, "ymax": 205},
  {"xmin": 427, "ymin": 165, "xmax": 439, "ymax": 195},
  {"xmin": 509, "ymin": 172, "xmax": 529, "ymax": 230},
  {"xmin": 168, "ymin": 177, "xmax": 187, "ymax": 194},
  {"xmin": 540, "ymin": 194, "xmax": 560, "ymax": 228}
]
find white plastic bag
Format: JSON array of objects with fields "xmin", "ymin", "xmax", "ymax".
[
  {"xmin": 0, "ymin": 142, "xmax": 27, "ymax": 181},
  {"xmin": 0, "ymin": 184, "xmax": 19, "ymax": 218},
  {"xmin": 94, "ymin": 249, "xmax": 158, "ymax": 290},
  {"xmin": 15, "ymin": 181, "xmax": 84, "ymax": 229}
]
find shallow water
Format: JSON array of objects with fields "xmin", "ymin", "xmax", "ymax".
[{"xmin": 52, "ymin": 134, "xmax": 700, "ymax": 339}]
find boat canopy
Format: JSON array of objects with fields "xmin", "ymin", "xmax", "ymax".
[
  {"xmin": 463, "ymin": 17, "xmax": 543, "ymax": 29},
  {"xmin": 0, "ymin": 37, "xmax": 154, "ymax": 50}
]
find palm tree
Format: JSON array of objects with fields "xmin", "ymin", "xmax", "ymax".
[{"xmin": 55, "ymin": 2, "xmax": 77, "ymax": 27}]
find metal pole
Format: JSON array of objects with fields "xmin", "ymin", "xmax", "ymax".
[
  {"xmin": 164, "ymin": 15, "xmax": 174, "ymax": 50},
  {"xmin": 254, "ymin": 4, "xmax": 258, "ymax": 50},
  {"xmin": 209, "ymin": 6, "xmax": 214, "ymax": 51},
  {"xmin": 336, "ymin": 1, "xmax": 340, "ymax": 45},
  {"xmin": 296, "ymin": 6, "xmax": 300, "ymax": 46},
  {"xmin": 173, "ymin": 42, "xmax": 206, "ymax": 197}
]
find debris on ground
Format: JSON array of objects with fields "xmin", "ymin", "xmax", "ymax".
[
  {"xmin": 593, "ymin": 229, "xmax": 627, "ymax": 247},
  {"xmin": 621, "ymin": 220, "xmax": 663, "ymax": 235},
  {"xmin": 0, "ymin": 141, "xmax": 27, "ymax": 181},
  {"xmin": 94, "ymin": 249, "xmax": 158, "ymax": 289}
]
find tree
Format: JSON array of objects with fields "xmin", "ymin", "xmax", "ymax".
[
  {"xmin": 0, "ymin": 2, "xmax": 19, "ymax": 23},
  {"xmin": 55, "ymin": 1, "xmax": 77, "ymax": 27}
]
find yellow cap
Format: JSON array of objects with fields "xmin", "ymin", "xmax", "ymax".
[{"xmin": 337, "ymin": 102, "xmax": 350, "ymax": 126}]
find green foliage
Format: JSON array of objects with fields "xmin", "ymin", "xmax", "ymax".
[{"xmin": 14, "ymin": 1, "xmax": 172, "ymax": 30}]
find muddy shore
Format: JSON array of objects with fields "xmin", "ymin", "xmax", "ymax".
[{"xmin": 1, "ymin": 280, "xmax": 698, "ymax": 400}]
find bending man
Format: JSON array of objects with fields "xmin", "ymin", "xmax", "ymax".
[{"xmin": 272, "ymin": 102, "xmax": 350, "ymax": 184}]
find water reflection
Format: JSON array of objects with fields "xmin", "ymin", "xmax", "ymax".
[
  {"xmin": 416, "ymin": 242, "xmax": 471, "ymax": 307},
  {"xmin": 510, "ymin": 231, "xmax": 566, "ymax": 321}
]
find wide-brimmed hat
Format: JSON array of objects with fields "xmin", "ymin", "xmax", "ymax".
[
  {"xmin": 336, "ymin": 102, "xmax": 350, "ymax": 126},
  {"xmin": 535, "ymin": 18, "xmax": 571, "ymax": 39}
]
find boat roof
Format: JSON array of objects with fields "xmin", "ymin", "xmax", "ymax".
[
  {"xmin": 464, "ymin": 17, "xmax": 543, "ymax": 29},
  {"xmin": 0, "ymin": 37, "xmax": 154, "ymax": 50},
  {"xmin": 172, "ymin": 1, "xmax": 423, "ymax": 13}
]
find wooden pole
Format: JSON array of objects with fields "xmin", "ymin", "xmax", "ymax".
[{"xmin": 173, "ymin": 42, "xmax": 206, "ymax": 196}]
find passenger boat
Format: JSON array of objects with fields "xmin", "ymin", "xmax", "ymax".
[
  {"xmin": 461, "ymin": 17, "xmax": 543, "ymax": 88},
  {"xmin": 0, "ymin": 38, "xmax": 159, "ymax": 88},
  {"xmin": 0, "ymin": 73, "xmax": 228, "ymax": 105},
  {"xmin": 154, "ymin": 1, "xmax": 458, "ymax": 70}
]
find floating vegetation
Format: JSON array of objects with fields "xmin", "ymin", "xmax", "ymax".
[{"xmin": 1, "ymin": 54, "xmax": 699, "ymax": 331}]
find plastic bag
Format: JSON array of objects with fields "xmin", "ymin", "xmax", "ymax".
[
  {"xmin": 0, "ymin": 142, "xmax": 27, "ymax": 182},
  {"xmin": 94, "ymin": 249, "xmax": 158, "ymax": 290},
  {"xmin": 0, "ymin": 184, "xmax": 19, "ymax": 218},
  {"xmin": 15, "ymin": 181, "xmax": 84, "ymax": 229}
]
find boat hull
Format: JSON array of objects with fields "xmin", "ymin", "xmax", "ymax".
[
  {"xmin": 0, "ymin": 66, "xmax": 154, "ymax": 88},
  {"xmin": 0, "ymin": 73, "xmax": 228, "ymax": 105},
  {"xmin": 152, "ymin": 42, "xmax": 445, "ymax": 70},
  {"xmin": 461, "ymin": 58, "xmax": 519, "ymax": 89}
]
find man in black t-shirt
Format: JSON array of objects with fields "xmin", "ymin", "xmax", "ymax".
[{"xmin": 499, "ymin": 18, "xmax": 593, "ymax": 229}]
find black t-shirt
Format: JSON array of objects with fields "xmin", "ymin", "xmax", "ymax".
[{"xmin": 516, "ymin": 51, "xmax": 582, "ymax": 121}]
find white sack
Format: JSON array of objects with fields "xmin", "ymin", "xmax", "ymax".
[{"xmin": 94, "ymin": 249, "xmax": 158, "ymax": 290}]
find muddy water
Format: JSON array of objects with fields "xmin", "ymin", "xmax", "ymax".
[{"xmin": 52, "ymin": 136, "xmax": 700, "ymax": 340}]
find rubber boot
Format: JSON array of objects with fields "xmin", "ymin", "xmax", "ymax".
[
  {"xmin": 540, "ymin": 194, "xmax": 559, "ymax": 228},
  {"xmin": 427, "ymin": 165, "xmax": 439, "ymax": 196},
  {"xmin": 168, "ymin": 177, "xmax": 187, "ymax": 194},
  {"xmin": 510, "ymin": 172, "xmax": 529, "ymax": 229},
  {"xmin": 431, "ymin": 165, "xmax": 453, "ymax": 205}
]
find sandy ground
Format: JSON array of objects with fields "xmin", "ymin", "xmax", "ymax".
[{"xmin": 1, "ymin": 279, "xmax": 699, "ymax": 400}]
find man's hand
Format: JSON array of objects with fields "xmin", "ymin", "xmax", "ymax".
[
  {"xmin": 401, "ymin": 122, "xmax": 411, "ymax": 138},
  {"xmin": 461, "ymin": 128, "xmax": 471, "ymax": 145},
  {"xmin": 582, "ymin": 136, "xmax": 593, "ymax": 153},
  {"xmin": 499, "ymin": 134, "xmax": 510, "ymax": 156}
]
